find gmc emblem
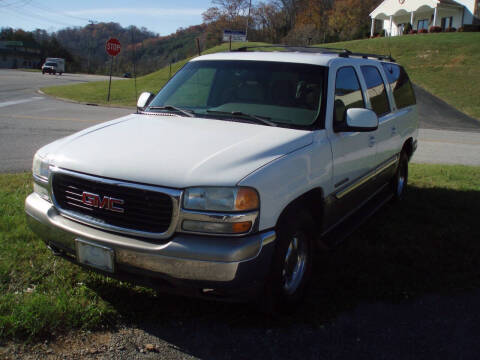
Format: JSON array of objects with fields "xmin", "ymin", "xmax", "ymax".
[{"xmin": 82, "ymin": 191, "xmax": 125, "ymax": 213}]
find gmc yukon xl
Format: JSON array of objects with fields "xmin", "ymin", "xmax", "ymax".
[{"xmin": 26, "ymin": 47, "xmax": 418, "ymax": 311}]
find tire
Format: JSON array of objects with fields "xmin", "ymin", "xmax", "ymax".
[
  {"xmin": 392, "ymin": 151, "xmax": 408, "ymax": 200},
  {"xmin": 262, "ymin": 211, "xmax": 314, "ymax": 314}
]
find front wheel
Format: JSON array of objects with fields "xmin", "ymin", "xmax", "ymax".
[
  {"xmin": 262, "ymin": 211, "xmax": 314, "ymax": 314},
  {"xmin": 392, "ymin": 151, "xmax": 409, "ymax": 200}
]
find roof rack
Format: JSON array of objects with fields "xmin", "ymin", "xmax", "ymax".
[{"xmin": 232, "ymin": 45, "xmax": 396, "ymax": 62}]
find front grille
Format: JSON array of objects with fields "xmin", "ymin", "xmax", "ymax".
[{"xmin": 52, "ymin": 173, "xmax": 173, "ymax": 234}]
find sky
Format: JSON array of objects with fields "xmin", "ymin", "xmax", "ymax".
[{"xmin": 0, "ymin": 0, "xmax": 214, "ymax": 35}]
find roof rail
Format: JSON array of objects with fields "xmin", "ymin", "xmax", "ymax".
[{"xmin": 231, "ymin": 45, "xmax": 395, "ymax": 62}]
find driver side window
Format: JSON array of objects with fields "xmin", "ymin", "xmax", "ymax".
[{"xmin": 334, "ymin": 67, "xmax": 365, "ymax": 123}]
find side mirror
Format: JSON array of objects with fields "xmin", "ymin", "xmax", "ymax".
[
  {"xmin": 137, "ymin": 92, "xmax": 155, "ymax": 112},
  {"xmin": 335, "ymin": 108, "xmax": 378, "ymax": 132}
]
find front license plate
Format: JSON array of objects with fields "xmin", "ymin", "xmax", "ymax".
[{"xmin": 75, "ymin": 239, "xmax": 115, "ymax": 273}]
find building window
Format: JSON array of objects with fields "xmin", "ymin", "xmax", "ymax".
[
  {"xmin": 417, "ymin": 19, "xmax": 429, "ymax": 30},
  {"xmin": 441, "ymin": 16, "xmax": 453, "ymax": 30}
]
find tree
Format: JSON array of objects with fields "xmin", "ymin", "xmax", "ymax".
[{"xmin": 328, "ymin": 0, "xmax": 380, "ymax": 41}]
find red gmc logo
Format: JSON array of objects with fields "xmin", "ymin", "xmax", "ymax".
[{"xmin": 82, "ymin": 191, "xmax": 125, "ymax": 213}]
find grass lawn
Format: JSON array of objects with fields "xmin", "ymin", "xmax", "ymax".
[
  {"xmin": 1, "ymin": 164, "xmax": 480, "ymax": 340},
  {"xmin": 16, "ymin": 69, "xmax": 41, "ymax": 73},
  {"xmin": 41, "ymin": 33, "xmax": 480, "ymax": 120}
]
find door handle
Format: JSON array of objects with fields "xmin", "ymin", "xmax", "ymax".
[{"xmin": 368, "ymin": 135, "xmax": 375, "ymax": 147}]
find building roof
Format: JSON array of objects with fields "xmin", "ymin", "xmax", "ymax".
[{"xmin": 371, "ymin": 0, "xmax": 464, "ymax": 19}]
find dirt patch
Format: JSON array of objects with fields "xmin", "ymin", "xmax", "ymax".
[{"xmin": 0, "ymin": 327, "xmax": 198, "ymax": 359}]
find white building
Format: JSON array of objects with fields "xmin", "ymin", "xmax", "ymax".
[{"xmin": 370, "ymin": 0, "xmax": 480, "ymax": 36}]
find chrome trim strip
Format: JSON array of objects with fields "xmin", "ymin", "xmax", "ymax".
[
  {"xmin": 177, "ymin": 209, "xmax": 259, "ymax": 237},
  {"xmin": 335, "ymin": 154, "xmax": 399, "ymax": 200},
  {"xmin": 33, "ymin": 174, "xmax": 49, "ymax": 185},
  {"xmin": 48, "ymin": 167, "xmax": 182, "ymax": 240},
  {"xmin": 261, "ymin": 231, "xmax": 276, "ymax": 246}
]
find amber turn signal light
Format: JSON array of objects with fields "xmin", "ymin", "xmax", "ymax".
[
  {"xmin": 235, "ymin": 188, "xmax": 259, "ymax": 211},
  {"xmin": 232, "ymin": 221, "xmax": 252, "ymax": 234}
]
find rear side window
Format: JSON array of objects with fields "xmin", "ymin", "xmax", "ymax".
[
  {"xmin": 334, "ymin": 67, "xmax": 365, "ymax": 123},
  {"xmin": 361, "ymin": 66, "xmax": 390, "ymax": 117},
  {"xmin": 381, "ymin": 63, "xmax": 416, "ymax": 109}
]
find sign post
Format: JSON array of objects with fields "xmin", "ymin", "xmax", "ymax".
[{"xmin": 105, "ymin": 38, "xmax": 121, "ymax": 102}]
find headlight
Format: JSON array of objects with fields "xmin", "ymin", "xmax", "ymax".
[
  {"xmin": 183, "ymin": 187, "xmax": 259, "ymax": 212},
  {"xmin": 32, "ymin": 153, "xmax": 50, "ymax": 182},
  {"xmin": 32, "ymin": 153, "xmax": 51, "ymax": 202}
]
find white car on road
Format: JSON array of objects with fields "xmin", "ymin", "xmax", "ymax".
[{"xmin": 26, "ymin": 47, "xmax": 418, "ymax": 312}]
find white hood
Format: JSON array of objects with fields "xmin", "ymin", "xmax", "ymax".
[{"xmin": 46, "ymin": 114, "xmax": 313, "ymax": 188}]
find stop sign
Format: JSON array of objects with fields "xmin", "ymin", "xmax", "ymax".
[{"xmin": 106, "ymin": 38, "xmax": 121, "ymax": 56}]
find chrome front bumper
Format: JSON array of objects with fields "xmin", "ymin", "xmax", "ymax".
[{"xmin": 25, "ymin": 193, "xmax": 276, "ymax": 290}]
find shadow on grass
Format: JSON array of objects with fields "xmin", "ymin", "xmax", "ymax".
[{"xmin": 86, "ymin": 185, "xmax": 480, "ymax": 359}]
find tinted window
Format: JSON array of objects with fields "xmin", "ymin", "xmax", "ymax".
[
  {"xmin": 361, "ymin": 66, "xmax": 390, "ymax": 116},
  {"xmin": 149, "ymin": 60, "xmax": 326, "ymax": 128},
  {"xmin": 381, "ymin": 63, "xmax": 416, "ymax": 109},
  {"xmin": 334, "ymin": 67, "xmax": 365, "ymax": 123}
]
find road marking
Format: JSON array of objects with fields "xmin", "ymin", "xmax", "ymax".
[
  {"xmin": 1, "ymin": 114, "xmax": 98, "ymax": 122},
  {"xmin": 0, "ymin": 97, "xmax": 43, "ymax": 108}
]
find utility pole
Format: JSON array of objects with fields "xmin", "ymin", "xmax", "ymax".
[
  {"xmin": 245, "ymin": 0, "xmax": 252, "ymax": 41},
  {"xmin": 131, "ymin": 27, "xmax": 138, "ymax": 101},
  {"xmin": 87, "ymin": 20, "xmax": 97, "ymax": 73}
]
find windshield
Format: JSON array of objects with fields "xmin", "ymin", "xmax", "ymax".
[
  {"xmin": 45, "ymin": 62, "xmax": 56, "ymax": 66},
  {"xmin": 147, "ymin": 60, "xmax": 326, "ymax": 128}
]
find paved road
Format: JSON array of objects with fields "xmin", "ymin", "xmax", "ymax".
[
  {"xmin": 411, "ymin": 85, "xmax": 480, "ymax": 165},
  {"xmin": 0, "ymin": 70, "xmax": 132, "ymax": 172}
]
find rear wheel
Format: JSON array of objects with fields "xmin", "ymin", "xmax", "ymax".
[
  {"xmin": 262, "ymin": 211, "xmax": 314, "ymax": 314},
  {"xmin": 392, "ymin": 151, "xmax": 408, "ymax": 200}
]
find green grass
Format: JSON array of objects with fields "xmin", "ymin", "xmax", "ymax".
[
  {"xmin": 16, "ymin": 69, "xmax": 41, "ymax": 73},
  {"xmin": 41, "ymin": 33, "xmax": 480, "ymax": 120},
  {"xmin": 1, "ymin": 164, "xmax": 480, "ymax": 340}
]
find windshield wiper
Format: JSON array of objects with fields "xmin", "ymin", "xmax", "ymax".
[
  {"xmin": 148, "ymin": 105, "xmax": 195, "ymax": 118},
  {"xmin": 206, "ymin": 110, "xmax": 277, "ymax": 127}
]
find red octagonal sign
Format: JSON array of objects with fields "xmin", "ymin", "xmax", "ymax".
[{"xmin": 106, "ymin": 38, "xmax": 121, "ymax": 56}]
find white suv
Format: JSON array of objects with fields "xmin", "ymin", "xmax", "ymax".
[{"xmin": 26, "ymin": 47, "xmax": 418, "ymax": 311}]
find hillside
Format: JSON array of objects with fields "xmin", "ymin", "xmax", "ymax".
[
  {"xmin": 42, "ymin": 33, "xmax": 480, "ymax": 120},
  {"xmin": 55, "ymin": 23, "xmax": 207, "ymax": 75}
]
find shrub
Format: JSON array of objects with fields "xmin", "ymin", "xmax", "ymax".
[
  {"xmin": 419, "ymin": 29, "xmax": 428, "ymax": 34},
  {"xmin": 460, "ymin": 24, "xmax": 480, "ymax": 32},
  {"xmin": 409, "ymin": 29, "xmax": 418, "ymax": 34},
  {"xmin": 403, "ymin": 23, "xmax": 413, "ymax": 35},
  {"xmin": 429, "ymin": 26, "xmax": 442, "ymax": 33},
  {"xmin": 446, "ymin": 27, "xmax": 457, "ymax": 32}
]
